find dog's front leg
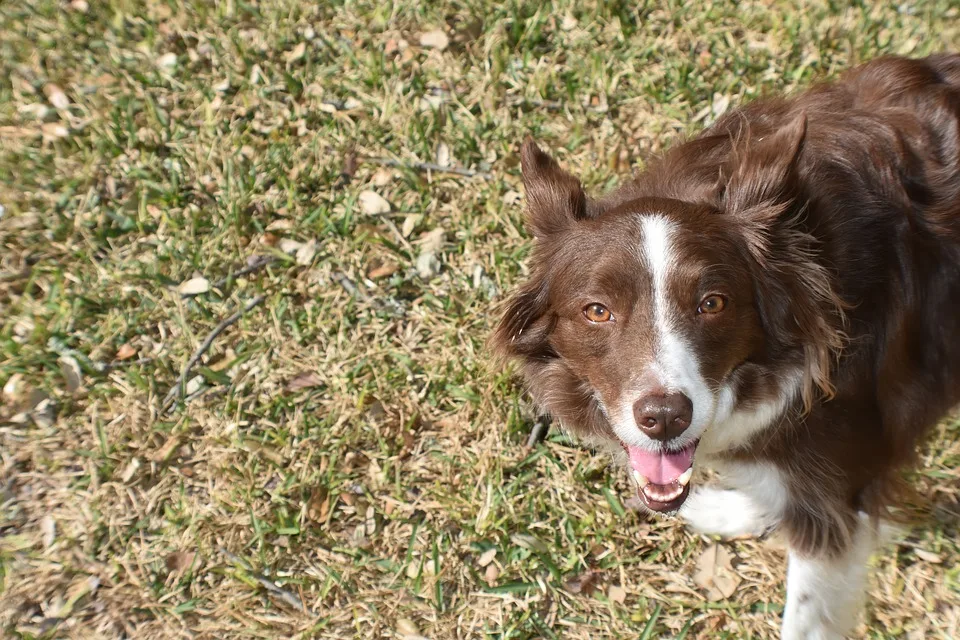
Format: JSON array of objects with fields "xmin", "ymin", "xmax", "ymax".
[{"xmin": 781, "ymin": 515, "xmax": 878, "ymax": 640}]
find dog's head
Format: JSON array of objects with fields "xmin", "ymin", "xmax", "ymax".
[{"xmin": 494, "ymin": 124, "xmax": 845, "ymax": 513}]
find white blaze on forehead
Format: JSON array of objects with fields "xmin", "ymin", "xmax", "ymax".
[
  {"xmin": 639, "ymin": 215, "xmax": 676, "ymax": 332},
  {"xmin": 632, "ymin": 216, "xmax": 714, "ymax": 439},
  {"xmin": 638, "ymin": 215, "xmax": 702, "ymax": 388}
]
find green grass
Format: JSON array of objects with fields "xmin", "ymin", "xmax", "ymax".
[{"xmin": 1, "ymin": 0, "xmax": 959, "ymax": 638}]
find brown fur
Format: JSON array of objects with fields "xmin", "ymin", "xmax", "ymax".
[{"xmin": 494, "ymin": 54, "xmax": 960, "ymax": 557}]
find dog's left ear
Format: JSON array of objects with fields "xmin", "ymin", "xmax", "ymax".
[
  {"xmin": 722, "ymin": 112, "xmax": 807, "ymax": 224},
  {"xmin": 520, "ymin": 138, "xmax": 589, "ymax": 238}
]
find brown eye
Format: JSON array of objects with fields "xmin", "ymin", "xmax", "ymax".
[
  {"xmin": 698, "ymin": 295, "xmax": 727, "ymax": 314},
  {"xmin": 583, "ymin": 303, "xmax": 613, "ymax": 323}
]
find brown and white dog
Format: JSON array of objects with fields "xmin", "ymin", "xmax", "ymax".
[{"xmin": 494, "ymin": 54, "xmax": 960, "ymax": 639}]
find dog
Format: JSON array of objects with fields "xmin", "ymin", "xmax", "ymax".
[{"xmin": 493, "ymin": 54, "xmax": 960, "ymax": 639}]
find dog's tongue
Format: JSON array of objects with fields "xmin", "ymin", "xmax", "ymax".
[{"xmin": 627, "ymin": 445, "xmax": 695, "ymax": 484}]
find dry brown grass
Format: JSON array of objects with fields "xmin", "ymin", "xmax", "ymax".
[{"xmin": 1, "ymin": 0, "xmax": 958, "ymax": 638}]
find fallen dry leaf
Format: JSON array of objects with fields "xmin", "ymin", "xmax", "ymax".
[
  {"xmin": 165, "ymin": 550, "xmax": 196, "ymax": 573},
  {"xmin": 564, "ymin": 569, "xmax": 602, "ymax": 596},
  {"xmin": 367, "ymin": 260, "xmax": 399, "ymax": 279},
  {"xmin": 43, "ymin": 83, "xmax": 70, "ymax": 109},
  {"xmin": 306, "ymin": 488, "xmax": 330, "ymax": 523},
  {"xmin": 116, "ymin": 343, "xmax": 138, "ymax": 360},
  {"xmin": 415, "ymin": 251, "xmax": 441, "ymax": 279},
  {"xmin": 477, "ymin": 548, "xmax": 497, "ymax": 567},
  {"xmin": 278, "ymin": 238, "xmax": 303, "ymax": 255},
  {"xmin": 401, "ymin": 214, "xmax": 422, "ymax": 237},
  {"xmin": 285, "ymin": 41, "xmax": 306, "ymax": 65},
  {"xmin": 2, "ymin": 373, "xmax": 25, "ymax": 406},
  {"xmin": 157, "ymin": 52, "xmax": 178, "ymax": 69},
  {"xmin": 295, "ymin": 239, "xmax": 318, "ymax": 265},
  {"xmin": 435, "ymin": 141, "xmax": 452, "ymax": 167},
  {"xmin": 178, "ymin": 276, "xmax": 210, "ymax": 296},
  {"xmin": 358, "ymin": 190, "xmax": 390, "ymax": 215},
  {"xmin": 419, "ymin": 29, "xmax": 450, "ymax": 51},
  {"xmin": 59, "ymin": 355, "xmax": 82, "ymax": 393},
  {"xmin": 694, "ymin": 544, "xmax": 742, "ymax": 601},
  {"xmin": 287, "ymin": 371, "xmax": 323, "ymax": 391},
  {"xmin": 417, "ymin": 227, "xmax": 445, "ymax": 253},
  {"xmin": 608, "ymin": 584, "xmax": 627, "ymax": 604},
  {"xmin": 120, "ymin": 457, "xmax": 140, "ymax": 483},
  {"xmin": 484, "ymin": 563, "xmax": 499, "ymax": 586}
]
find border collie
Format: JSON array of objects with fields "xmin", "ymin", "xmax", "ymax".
[{"xmin": 493, "ymin": 54, "xmax": 960, "ymax": 639}]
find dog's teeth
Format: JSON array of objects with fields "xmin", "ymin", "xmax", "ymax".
[
  {"xmin": 677, "ymin": 467, "xmax": 693, "ymax": 486},
  {"xmin": 633, "ymin": 470, "xmax": 649, "ymax": 487}
]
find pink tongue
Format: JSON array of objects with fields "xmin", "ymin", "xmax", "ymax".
[{"xmin": 628, "ymin": 445, "xmax": 695, "ymax": 485}]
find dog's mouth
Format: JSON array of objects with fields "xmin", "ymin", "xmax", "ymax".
[{"xmin": 624, "ymin": 440, "xmax": 698, "ymax": 513}]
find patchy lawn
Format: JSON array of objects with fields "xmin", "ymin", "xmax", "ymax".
[{"xmin": 1, "ymin": 0, "xmax": 958, "ymax": 638}]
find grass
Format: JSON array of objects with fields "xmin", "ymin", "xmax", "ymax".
[{"xmin": 1, "ymin": 0, "xmax": 959, "ymax": 637}]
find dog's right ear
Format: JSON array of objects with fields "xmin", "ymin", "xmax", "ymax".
[{"xmin": 520, "ymin": 138, "xmax": 588, "ymax": 238}]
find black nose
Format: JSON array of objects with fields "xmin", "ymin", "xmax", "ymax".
[{"xmin": 633, "ymin": 392, "xmax": 693, "ymax": 441}]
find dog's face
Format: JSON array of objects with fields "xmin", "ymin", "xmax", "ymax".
[{"xmin": 495, "ymin": 137, "xmax": 834, "ymax": 513}]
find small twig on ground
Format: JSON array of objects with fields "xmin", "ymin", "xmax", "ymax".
[
  {"xmin": 365, "ymin": 156, "xmax": 493, "ymax": 180},
  {"xmin": 331, "ymin": 272, "xmax": 365, "ymax": 300},
  {"xmin": 161, "ymin": 295, "xmax": 266, "ymax": 412},
  {"xmin": 218, "ymin": 547, "xmax": 313, "ymax": 615},
  {"xmin": 209, "ymin": 255, "xmax": 277, "ymax": 292},
  {"xmin": 505, "ymin": 96, "xmax": 565, "ymax": 111},
  {"xmin": 101, "ymin": 357, "xmax": 156, "ymax": 371},
  {"xmin": 526, "ymin": 415, "xmax": 551, "ymax": 448},
  {"xmin": 331, "ymin": 271, "xmax": 405, "ymax": 317}
]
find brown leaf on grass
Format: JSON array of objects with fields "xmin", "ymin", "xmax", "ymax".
[
  {"xmin": 116, "ymin": 343, "xmax": 138, "ymax": 360},
  {"xmin": 178, "ymin": 276, "xmax": 210, "ymax": 295},
  {"xmin": 484, "ymin": 563, "xmax": 499, "ymax": 586},
  {"xmin": 284, "ymin": 42, "xmax": 306, "ymax": 65},
  {"xmin": 367, "ymin": 260, "xmax": 399, "ymax": 279},
  {"xmin": 359, "ymin": 190, "xmax": 390, "ymax": 215},
  {"xmin": 564, "ymin": 569, "xmax": 602, "ymax": 596},
  {"xmin": 165, "ymin": 550, "xmax": 196, "ymax": 573},
  {"xmin": 419, "ymin": 29, "xmax": 450, "ymax": 51},
  {"xmin": 261, "ymin": 232, "xmax": 280, "ymax": 246},
  {"xmin": 399, "ymin": 429, "xmax": 416, "ymax": 458},
  {"xmin": 337, "ymin": 150, "xmax": 358, "ymax": 187},
  {"xmin": 477, "ymin": 548, "xmax": 497, "ymax": 567},
  {"xmin": 286, "ymin": 371, "xmax": 323, "ymax": 391},
  {"xmin": 608, "ymin": 584, "xmax": 627, "ymax": 604},
  {"xmin": 694, "ymin": 544, "xmax": 742, "ymax": 600},
  {"xmin": 306, "ymin": 488, "xmax": 330, "ymax": 523}
]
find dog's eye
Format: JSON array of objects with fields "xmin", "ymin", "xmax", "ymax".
[
  {"xmin": 698, "ymin": 295, "xmax": 727, "ymax": 314},
  {"xmin": 583, "ymin": 303, "xmax": 614, "ymax": 323}
]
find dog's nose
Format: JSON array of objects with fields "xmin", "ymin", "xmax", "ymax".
[{"xmin": 633, "ymin": 392, "xmax": 693, "ymax": 441}]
